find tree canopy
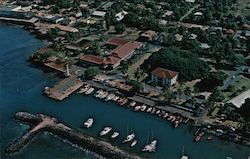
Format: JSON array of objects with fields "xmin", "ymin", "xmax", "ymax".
[
  {"xmin": 237, "ymin": 98, "xmax": 250, "ymax": 121},
  {"xmin": 84, "ymin": 67, "xmax": 101, "ymax": 80},
  {"xmin": 142, "ymin": 47, "xmax": 210, "ymax": 81}
]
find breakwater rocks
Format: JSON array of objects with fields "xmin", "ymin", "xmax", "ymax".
[{"xmin": 5, "ymin": 112, "xmax": 146, "ymax": 159}]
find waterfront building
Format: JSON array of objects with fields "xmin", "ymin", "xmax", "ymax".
[{"xmin": 151, "ymin": 67, "xmax": 179, "ymax": 86}]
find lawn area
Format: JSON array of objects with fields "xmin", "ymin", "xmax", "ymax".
[
  {"xmin": 127, "ymin": 47, "xmax": 161, "ymax": 81},
  {"xmin": 127, "ymin": 52, "xmax": 152, "ymax": 81},
  {"xmin": 222, "ymin": 75, "xmax": 250, "ymax": 101}
]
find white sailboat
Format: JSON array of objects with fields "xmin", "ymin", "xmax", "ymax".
[{"xmin": 142, "ymin": 140, "xmax": 157, "ymax": 152}]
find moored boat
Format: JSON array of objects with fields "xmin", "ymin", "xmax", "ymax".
[
  {"xmin": 123, "ymin": 133, "xmax": 135, "ymax": 143},
  {"xmin": 147, "ymin": 107, "xmax": 152, "ymax": 113},
  {"xmin": 140, "ymin": 104, "xmax": 147, "ymax": 111},
  {"xmin": 105, "ymin": 93, "xmax": 115, "ymax": 101},
  {"xmin": 112, "ymin": 96, "xmax": 120, "ymax": 101},
  {"xmin": 100, "ymin": 127, "xmax": 112, "ymax": 136},
  {"xmin": 142, "ymin": 140, "xmax": 157, "ymax": 152},
  {"xmin": 85, "ymin": 87, "xmax": 94, "ymax": 95},
  {"xmin": 111, "ymin": 132, "xmax": 119, "ymax": 139},
  {"xmin": 83, "ymin": 118, "xmax": 94, "ymax": 128},
  {"xmin": 134, "ymin": 106, "xmax": 141, "ymax": 111},
  {"xmin": 131, "ymin": 140, "xmax": 137, "ymax": 147},
  {"xmin": 120, "ymin": 98, "xmax": 128, "ymax": 106},
  {"xmin": 129, "ymin": 101, "xmax": 136, "ymax": 107}
]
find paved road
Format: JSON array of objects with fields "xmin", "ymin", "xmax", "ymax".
[{"xmin": 221, "ymin": 66, "xmax": 248, "ymax": 90}]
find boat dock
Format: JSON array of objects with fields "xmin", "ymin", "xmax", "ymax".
[
  {"xmin": 44, "ymin": 65, "xmax": 86, "ymax": 100},
  {"xmin": 5, "ymin": 112, "xmax": 146, "ymax": 159}
]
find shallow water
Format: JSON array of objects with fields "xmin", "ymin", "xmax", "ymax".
[{"xmin": 0, "ymin": 24, "xmax": 249, "ymax": 159}]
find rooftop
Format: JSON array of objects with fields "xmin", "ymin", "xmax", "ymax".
[
  {"xmin": 151, "ymin": 67, "xmax": 179, "ymax": 79},
  {"xmin": 80, "ymin": 55, "xmax": 104, "ymax": 65}
]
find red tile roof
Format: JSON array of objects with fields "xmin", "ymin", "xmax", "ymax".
[
  {"xmin": 79, "ymin": 55, "xmax": 104, "ymax": 65},
  {"xmin": 110, "ymin": 41, "xmax": 142, "ymax": 59},
  {"xmin": 104, "ymin": 56, "xmax": 121, "ymax": 65},
  {"xmin": 151, "ymin": 67, "xmax": 178, "ymax": 79},
  {"xmin": 106, "ymin": 37, "xmax": 129, "ymax": 46}
]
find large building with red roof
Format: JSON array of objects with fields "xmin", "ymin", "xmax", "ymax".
[
  {"xmin": 79, "ymin": 37, "xmax": 142, "ymax": 69},
  {"xmin": 151, "ymin": 67, "xmax": 179, "ymax": 86}
]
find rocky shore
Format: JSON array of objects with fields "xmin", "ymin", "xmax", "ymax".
[{"xmin": 6, "ymin": 112, "xmax": 146, "ymax": 159}]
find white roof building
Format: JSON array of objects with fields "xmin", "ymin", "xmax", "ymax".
[
  {"xmin": 115, "ymin": 10, "xmax": 128, "ymax": 21},
  {"xmin": 92, "ymin": 10, "xmax": 106, "ymax": 17}
]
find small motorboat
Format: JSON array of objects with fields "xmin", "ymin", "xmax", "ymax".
[
  {"xmin": 111, "ymin": 132, "xmax": 119, "ymax": 139},
  {"xmin": 83, "ymin": 118, "xmax": 94, "ymax": 128},
  {"xmin": 105, "ymin": 93, "xmax": 115, "ymax": 101},
  {"xmin": 100, "ymin": 127, "xmax": 112, "ymax": 136},
  {"xmin": 123, "ymin": 133, "xmax": 135, "ymax": 143},
  {"xmin": 134, "ymin": 106, "xmax": 141, "ymax": 111},
  {"xmin": 120, "ymin": 98, "xmax": 128, "ymax": 106},
  {"xmin": 131, "ymin": 140, "xmax": 137, "ymax": 147},
  {"xmin": 85, "ymin": 87, "xmax": 94, "ymax": 95},
  {"xmin": 100, "ymin": 92, "xmax": 109, "ymax": 99},
  {"xmin": 129, "ymin": 101, "xmax": 136, "ymax": 107},
  {"xmin": 112, "ymin": 96, "xmax": 120, "ymax": 101},
  {"xmin": 147, "ymin": 107, "xmax": 152, "ymax": 112},
  {"xmin": 140, "ymin": 104, "xmax": 147, "ymax": 111}
]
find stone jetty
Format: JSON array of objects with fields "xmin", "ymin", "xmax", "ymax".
[{"xmin": 6, "ymin": 112, "xmax": 146, "ymax": 159}]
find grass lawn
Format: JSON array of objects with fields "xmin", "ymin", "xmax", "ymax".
[
  {"xmin": 222, "ymin": 75, "xmax": 250, "ymax": 101},
  {"xmin": 127, "ymin": 47, "xmax": 161, "ymax": 81}
]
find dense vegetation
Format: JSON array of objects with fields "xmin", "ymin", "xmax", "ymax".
[
  {"xmin": 195, "ymin": 71, "xmax": 226, "ymax": 91},
  {"xmin": 84, "ymin": 67, "xmax": 101, "ymax": 80},
  {"xmin": 142, "ymin": 47, "xmax": 210, "ymax": 81}
]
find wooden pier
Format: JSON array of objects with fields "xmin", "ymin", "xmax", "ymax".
[
  {"xmin": 45, "ymin": 76, "xmax": 83, "ymax": 100},
  {"xmin": 44, "ymin": 65, "xmax": 86, "ymax": 101},
  {"xmin": 5, "ymin": 112, "xmax": 146, "ymax": 159}
]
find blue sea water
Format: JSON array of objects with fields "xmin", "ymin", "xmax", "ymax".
[{"xmin": 0, "ymin": 23, "xmax": 249, "ymax": 159}]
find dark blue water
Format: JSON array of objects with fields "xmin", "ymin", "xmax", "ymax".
[{"xmin": 0, "ymin": 24, "xmax": 249, "ymax": 159}]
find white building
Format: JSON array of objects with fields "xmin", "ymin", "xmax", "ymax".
[{"xmin": 151, "ymin": 67, "xmax": 179, "ymax": 86}]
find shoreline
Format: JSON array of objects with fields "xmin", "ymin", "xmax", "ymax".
[{"xmin": 1, "ymin": 21, "xmax": 249, "ymax": 154}]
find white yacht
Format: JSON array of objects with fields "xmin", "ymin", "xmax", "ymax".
[
  {"xmin": 85, "ymin": 87, "xmax": 94, "ymax": 95},
  {"xmin": 123, "ymin": 133, "xmax": 135, "ymax": 143},
  {"xmin": 129, "ymin": 101, "xmax": 136, "ymax": 107},
  {"xmin": 83, "ymin": 118, "xmax": 94, "ymax": 128},
  {"xmin": 105, "ymin": 93, "xmax": 115, "ymax": 101},
  {"xmin": 156, "ymin": 110, "xmax": 161, "ymax": 115},
  {"xmin": 112, "ymin": 96, "xmax": 120, "ymax": 101},
  {"xmin": 111, "ymin": 132, "xmax": 119, "ymax": 139},
  {"xmin": 181, "ymin": 155, "xmax": 189, "ymax": 159},
  {"xmin": 100, "ymin": 127, "xmax": 112, "ymax": 136},
  {"xmin": 134, "ymin": 106, "xmax": 141, "ymax": 111},
  {"xmin": 131, "ymin": 140, "xmax": 137, "ymax": 147},
  {"xmin": 95, "ymin": 89, "xmax": 103, "ymax": 98},
  {"xmin": 147, "ymin": 107, "xmax": 152, "ymax": 112},
  {"xmin": 142, "ymin": 140, "xmax": 157, "ymax": 152},
  {"xmin": 140, "ymin": 105, "xmax": 147, "ymax": 111}
]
